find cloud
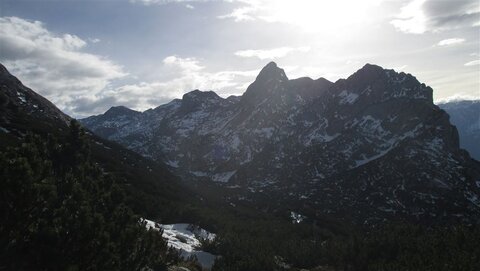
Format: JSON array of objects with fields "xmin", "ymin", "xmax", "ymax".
[
  {"xmin": 391, "ymin": 0, "xmax": 479, "ymax": 34},
  {"xmin": 0, "ymin": 16, "xmax": 260, "ymax": 117},
  {"xmin": 88, "ymin": 37, "xmax": 101, "ymax": 43},
  {"xmin": 162, "ymin": 55, "xmax": 204, "ymax": 73},
  {"xmin": 435, "ymin": 93, "xmax": 480, "ymax": 104},
  {"xmin": 423, "ymin": 0, "xmax": 480, "ymax": 29},
  {"xmin": 0, "ymin": 16, "xmax": 126, "ymax": 116},
  {"xmin": 464, "ymin": 60, "xmax": 480, "ymax": 66},
  {"xmin": 98, "ymin": 55, "xmax": 259, "ymax": 113},
  {"xmin": 390, "ymin": 0, "xmax": 428, "ymax": 34},
  {"xmin": 437, "ymin": 38, "xmax": 465, "ymax": 46},
  {"xmin": 217, "ymin": 1, "xmax": 259, "ymax": 22},
  {"xmin": 234, "ymin": 46, "xmax": 310, "ymax": 60},
  {"xmin": 130, "ymin": 0, "xmax": 212, "ymax": 6},
  {"xmin": 218, "ymin": 0, "xmax": 384, "ymax": 33}
]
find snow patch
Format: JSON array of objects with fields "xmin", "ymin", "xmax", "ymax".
[
  {"xmin": 191, "ymin": 171, "xmax": 208, "ymax": 177},
  {"xmin": 339, "ymin": 90, "xmax": 359, "ymax": 105},
  {"xmin": 144, "ymin": 220, "xmax": 217, "ymax": 269},
  {"xmin": 166, "ymin": 160, "xmax": 179, "ymax": 168},
  {"xmin": 212, "ymin": 170, "xmax": 236, "ymax": 183},
  {"xmin": 354, "ymin": 145, "xmax": 395, "ymax": 167},
  {"xmin": 466, "ymin": 192, "xmax": 480, "ymax": 208},
  {"xmin": 16, "ymin": 91, "xmax": 26, "ymax": 103}
]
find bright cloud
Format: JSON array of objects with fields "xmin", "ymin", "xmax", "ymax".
[
  {"xmin": 0, "ymin": 16, "xmax": 126, "ymax": 116},
  {"xmin": 391, "ymin": 0, "xmax": 428, "ymax": 34},
  {"xmin": 102, "ymin": 55, "xmax": 259, "ymax": 112},
  {"xmin": 0, "ymin": 15, "xmax": 261, "ymax": 117},
  {"xmin": 435, "ymin": 93, "xmax": 480, "ymax": 104},
  {"xmin": 130, "ymin": 0, "xmax": 213, "ymax": 6},
  {"xmin": 437, "ymin": 38, "xmax": 465, "ymax": 46},
  {"xmin": 219, "ymin": 0, "xmax": 384, "ymax": 32},
  {"xmin": 464, "ymin": 60, "xmax": 480, "ymax": 66},
  {"xmin": 234, "ymin": 46, "xmax": 310, "ymax": 60}
]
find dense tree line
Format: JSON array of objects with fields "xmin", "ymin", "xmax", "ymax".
[
  {"xmin": 208, "ymin": 211, "xmax": 480, "ymax": 270},
  {"xmin": 1, "ymin": 120, "xmax": 478, "ymax": 270},
  {"xmin": 0, "ymin": 121, "xmax": 174, "ymax": 270}
]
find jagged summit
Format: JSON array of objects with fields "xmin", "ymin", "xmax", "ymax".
[
  {"xmin": 254, "ymin": 61, "xmax": 288, "ymax": 82},
  {"xmin": 343, "ymin": 63, "xmax": 388, "ymax": 85},
  {"xmin": 80, "ymin": 61, "xmax": 480, "ymax": 224},
  {"xmin": 240, "ymin": 62, "xmax": 289, "ymax": 107},
  {"xmin": 182, "ymin": 89, "xmax": 221, "ymax": 101},
  {"xmin": 104, "ymin": 106, "xmax": 139, "ymax": 117},
  {"xmin": 180, "ymin": 89, "xmax": 226, "ymax": 113}
]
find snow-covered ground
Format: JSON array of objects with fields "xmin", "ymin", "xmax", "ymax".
[{"xmin": 144, "ymin": 220, "xmax": 217, "ymax": 269}]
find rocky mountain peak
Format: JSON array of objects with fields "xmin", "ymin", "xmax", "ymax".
[
  {"xmin": 240, "ymin": 62, "xmax": 289, "ymax": 107},
  {"xmin": 255, "ymin": 61, "xmax": 287, "ymax": 82},
  {"xmin": 334, "ymin": 63, "xmax": 433, "ymax": 103},
  {"xmin": 180, "ymin": 90, "xmax": 224, "ymax": 112},
  {"xmin": 80, "ymin": 62, "xmax": 480, "ymax": 225},
  {"xmin": 104, "ymin": 106, "xmax": 139, "ymax": 117},
  {"xmin": 182, "ymin": 89, "xmax": 221, "ymax": 102},
  {"xmin": 341, "ymin": 63, "xmax": 389, "ymax": 88}
]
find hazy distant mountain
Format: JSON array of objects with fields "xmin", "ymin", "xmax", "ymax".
[
  {"xmin": 81, "ymin": 62, "xmax": 480, "ymax": 225},
  {"xmin": 438, "ymin": 100, "xmax": 480, "ymax": 161}
]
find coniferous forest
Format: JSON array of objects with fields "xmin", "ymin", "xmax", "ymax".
[
  {"xmin": 1, "ymin": 122, "xmax": 479, "ymax": 270},
  {"xmin": 0, "ymin": 121, "xmax": 177, "ymax": 270}
]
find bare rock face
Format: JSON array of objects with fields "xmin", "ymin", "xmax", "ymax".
[{"xmin": 81, "ymin": 62, "xmax": 480, "ymax": 225}]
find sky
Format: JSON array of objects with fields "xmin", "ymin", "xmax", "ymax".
[{"xmin": 0, "ymin": 0, "xmax": 479, "ymax": 118}]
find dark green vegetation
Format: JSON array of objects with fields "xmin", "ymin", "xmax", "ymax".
[
  {"xmin": 1, "ymin": 123, "xmax": 479, "ymax": 271},
  {"xmin": 208, "ymin": 221, "xmax": 480, "ymax": 270},
  {"xmin": 0, "ymin": 121, "xmax": 176, "ymax": 270},
  {"xmin": 178, "ymin": 184, "xmax": 480, "ymax": 270}
]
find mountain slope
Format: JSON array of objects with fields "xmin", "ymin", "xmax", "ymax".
[
  {"xmin": 439, "ymin": 100, "xmax": 480, "ymax": 160},
  {"xmin": 0, "ymin": 62, "xmax": 192, "ymax": 220},
  {"xmin": 82, "ymin": 62, "xmax": 480, "ymax": 225}
]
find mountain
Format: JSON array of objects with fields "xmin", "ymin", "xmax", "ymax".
[
  {"xmin": 0, "ymin": 62, "xmax": 192, "ymax": 220},
  {"xmin": 0, "ymin": 63, "xmax": 70, "ymax": 135},
  {"xmin": 3, "ymin": 61, "xmax": 480, "ymax": 270},
  {"xmin": 81, "ymin": 62, "xmax": 480, "ymax": 225},
  {"xmin": 438, "ymin": 100, "xmax": 480, "ymax": 160}
]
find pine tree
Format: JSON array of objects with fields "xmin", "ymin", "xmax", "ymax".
[{"xmin": 0, "ymin": 122, "xmax": 170, "ymax": 270}]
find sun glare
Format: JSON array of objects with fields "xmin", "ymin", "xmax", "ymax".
[{"xmin": 257, "ymin": 0, "xmax": 383, "ymax": 33}]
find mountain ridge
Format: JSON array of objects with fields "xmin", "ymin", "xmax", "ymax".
[
  {"xmin": 0, "ymin": 62, "xmax": 194, "ymax": 220},
  {"xmin": 81, "ymin": 61, "xmax": 480, "ymax": 225}
]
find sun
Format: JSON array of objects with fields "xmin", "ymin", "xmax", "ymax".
[{"xmin": 256, "ymin": 0, "xmax": 383, "ymax": 33}]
